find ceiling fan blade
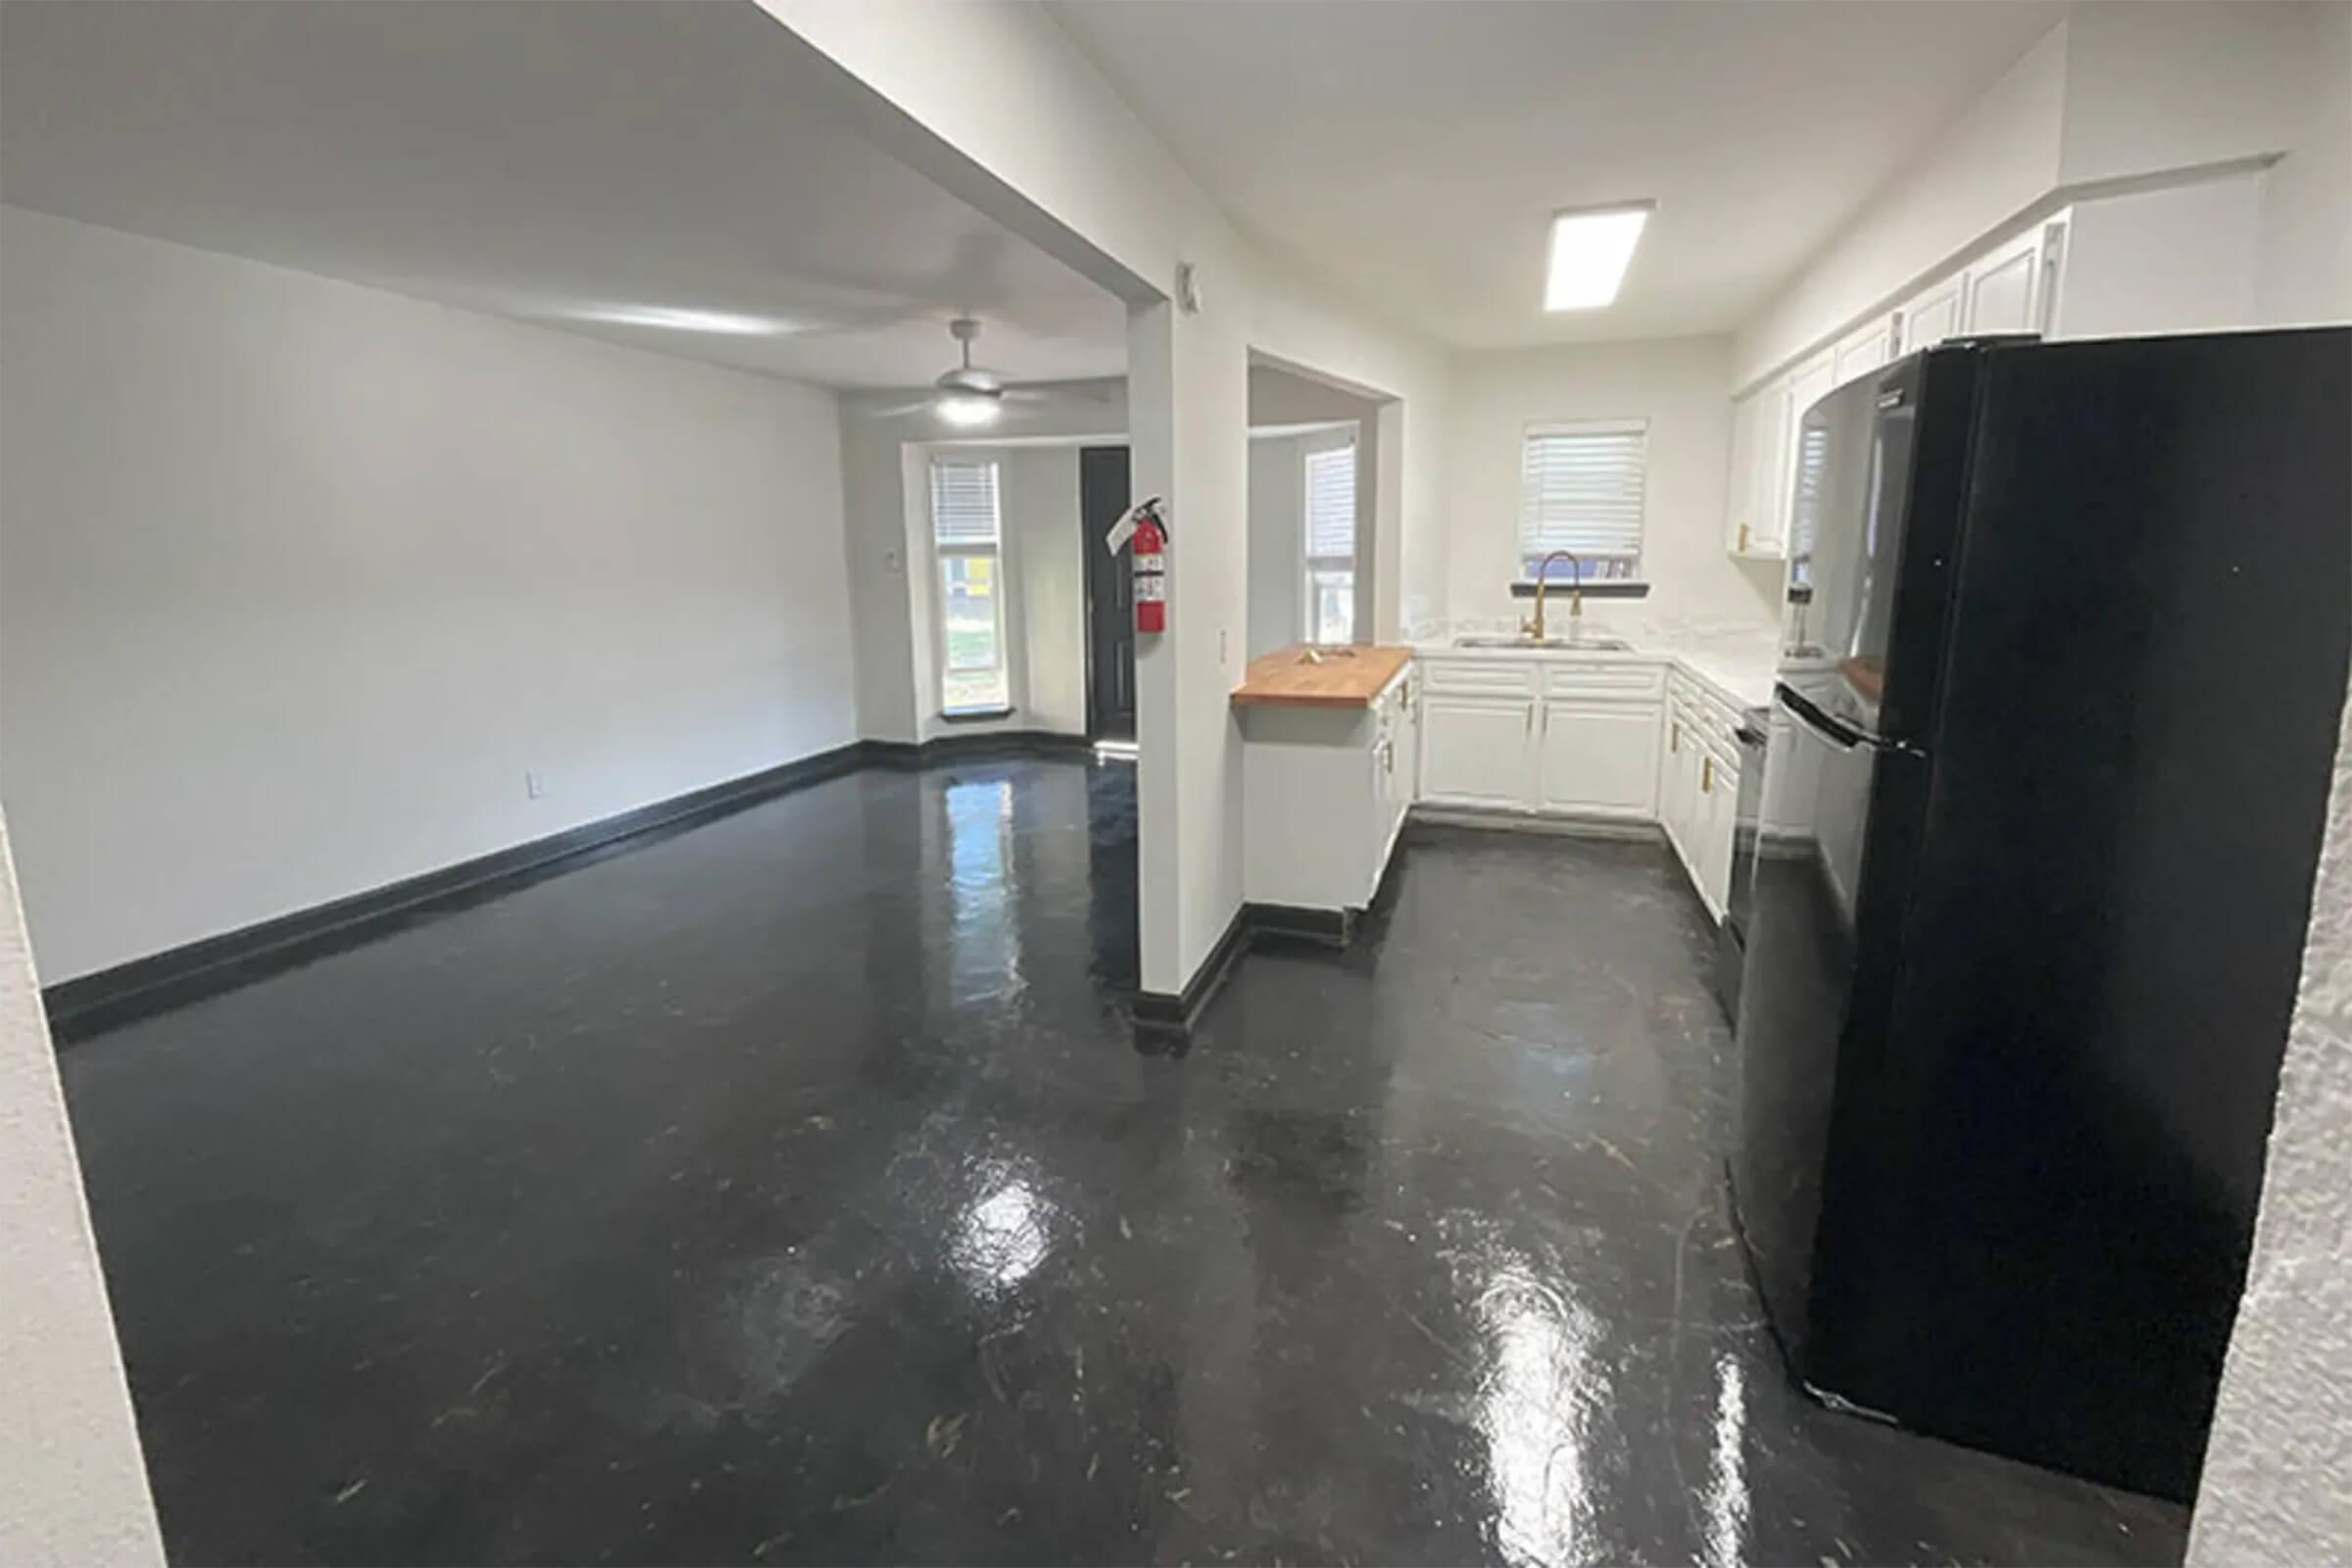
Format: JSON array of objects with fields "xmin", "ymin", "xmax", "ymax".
[
  {"xmin": 862, "ymin": 398, "xmax": 936, "ymax": 418},
  {"xmin": 1003, "ymin": 381, "xmax": 1117, "ymax": 405}
]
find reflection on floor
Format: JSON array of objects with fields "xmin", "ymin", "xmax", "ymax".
[{"xmin": 59, "ymin": 758, "xmax": 2184, "ymax": 1565}]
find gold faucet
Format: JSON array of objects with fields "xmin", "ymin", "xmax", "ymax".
[{"xmin": 1524, "ymin": 549, "xmax": 1585, "ymax": 642}]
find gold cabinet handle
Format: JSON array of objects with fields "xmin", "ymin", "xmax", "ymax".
[
  {"xmin": 1738, "ymin": 522, "xmax": 1750, "ymax": 553},
  {"xmin": 1670, "ymin": 722, "xmax": 1680, "ymax": 753},
  {"xmin": 1702, "ymin": 756, "xmax": 1714, "ymax": 793}
]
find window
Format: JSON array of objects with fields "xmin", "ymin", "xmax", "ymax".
[
  {"xmin": 1302, "ymin": 442, "xmax": 1356, "ymax": 644},
  {"xmin": 1519, "ymin": 418, "xmax": 1646, "ymax": 583},
  {"xmin": 931, "ymin": 457, "xmax": 1008, "ymax": 712}
]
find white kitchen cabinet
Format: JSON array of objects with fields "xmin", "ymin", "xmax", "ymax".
[
  {"xmin": 1419, "ymin": 693, "xmax": 1536, "ymax": 808},
  {"xmin": 1538, "ymin": 701, "xmax": 1661, "ymax": 818},
  {"xmin": 1897, "ymin": 272, "xmax": 1965, "ymax": 352},
  {"xmin": 1241, "ymin": 664, "xmax": 1415, "ymax": 914},
  {"xmin": 1832, "ymin": 315, "xmax": 1897, "ymax": 389},
  {"xmin": 1694, "ymin": 745, "xmax": 1740, "ymax": 917},
  {"xmin": 1658, "ymin": 709, "xmax": 1698, "ymax": 860},
  {"xmin": 1658, "ymin": 672, "xmax": 1746, "ymax": 922},
  {"xmin": 1419, "ymin": 656, "xmax": 1663, "ymax": 819},
  {"xmin": 1723, "ymin": 392, "xmax": 1763, "ymax": 558},
  {"xmin": 1727, "ymin": 378, "xmax": 1792, "ymax": 561},
  {"xmin": 1962, "ymin": 220, "xmax": 2061, "ymax": 337}
]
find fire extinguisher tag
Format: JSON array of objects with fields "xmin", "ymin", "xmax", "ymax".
[{"xmin": 1137, "ymin": 571, "xmax": 1165, "ymax": 602}]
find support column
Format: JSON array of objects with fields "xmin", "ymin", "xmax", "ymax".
[{"xmin": 0, "ymin": 808, "xmax": 164, "ymax": 1568}]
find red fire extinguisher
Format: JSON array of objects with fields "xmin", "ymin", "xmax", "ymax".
[{"xmin": 1123, "ymin": 497, "xmax": 1170, "ymax": 635}]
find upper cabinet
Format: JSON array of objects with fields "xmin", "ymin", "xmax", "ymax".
[
  {"xmin": 1831, "ymin": 315, "xmax": 1897, "ymax": 390},
  {"xmin": 1895, "ymin": 272, "xmax": 1965, "ymax": 352},
  {"xmin": 1726, "ymin": 372, "xmax": 1794, "ymax": 561},
  {"xmin": 1958, "ymin": 220, "xmax": 2064, "ymax": 338},
  {"xmin": 1726, "ymin": 214, "xmax": 2076, "ymax": 564}
]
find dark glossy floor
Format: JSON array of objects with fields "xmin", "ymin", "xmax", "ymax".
[{"xmin": 60, "ymin": 758, "xmax": 2186, "ymax": 1566}]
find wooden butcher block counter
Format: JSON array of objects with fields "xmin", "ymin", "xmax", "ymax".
[{"xmin": 1231, "ymin": 644, "xmax": 1414, "ymax": 708}]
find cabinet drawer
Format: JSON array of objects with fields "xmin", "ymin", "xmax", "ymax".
[
  {"xmin": 1543, "ymin": 662, "xmax": 1664, "ymax": 701},
  {"xmin": 1421, "ymin": 660, "xmax": 1538, "ymax": 698}
]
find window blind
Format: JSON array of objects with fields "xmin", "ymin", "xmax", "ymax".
[
  {"xmin": 1519, "ymin": 420, "xmax": 1646, "ymax": 569},
  {"xmin": 1303, "ymin": 445, "xmax": 1356, "ymax": 561},
  {"xmin": 930, "ymin": 459, "xmax": 1002, "ymax": 547}
]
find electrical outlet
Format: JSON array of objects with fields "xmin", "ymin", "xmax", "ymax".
[{"xmin": 524, "ymin": 769, "xmax": 546, "ymax": 800}]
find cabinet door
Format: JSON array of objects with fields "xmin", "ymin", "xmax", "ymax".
[
  {"xmin": 1964, "ymin": 223, "xmax": 2052, "ymax": 336},
  {"xmin": 1832, "ymin": 316, "xmax": 1895, "ymax": 389},
  {"xmin": 1419, "ymin": 695, "xmax": 1535, "ymax": 808},
  {"xmin": 1538, "ymin": 702, "xmax": 1660, "ymax": 817},
  {"xmin": 1743, "ymin": 377, "xmax": 1794, "ymax": 559},
  {"xmin": 1659, "ymin": 710, "xmax": 1694, "ymax": 857},
  {"xmin": 1724, "ymin": 392, "xmax": 1762, "ymax": 557},
  {"xmin": 1698, "ymin": 752, "xmax": 1739, "ymax": 917},
  {"xmin": 1899, "ymin": 273, "xmax": 1964, "ymax": 352}
]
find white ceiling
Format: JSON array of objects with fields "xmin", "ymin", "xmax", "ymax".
[
  {"xmin": 0, "ymin": 1, "xmax": 1128, "ymax": 389},
  {"xmin": 1047, "ymin": 0, "xmax": 2068, "ymax": 349}
]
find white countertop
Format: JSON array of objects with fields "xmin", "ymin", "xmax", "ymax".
[{"xmin": 1409, "ymin": 638, "xmax": 1777, "ymax": 710}]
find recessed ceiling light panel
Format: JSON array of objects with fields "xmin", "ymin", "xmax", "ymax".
[{"xmin": 1544, "ymin": 202, "xmax": 1654, "ymax": 312}]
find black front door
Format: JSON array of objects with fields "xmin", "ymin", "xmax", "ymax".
[{"xmin": 1080, "ymin": 445, "xmax": 1135, "ymax": 742}]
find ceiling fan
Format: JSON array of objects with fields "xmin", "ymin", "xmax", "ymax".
[{"xmin": 868, "ymin": 316, "xmax": 1067, "ymax": 427}]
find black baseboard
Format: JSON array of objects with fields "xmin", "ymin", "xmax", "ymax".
[
  {"xmin": 1132, "ymin": 884, "xmax": 1389, "ymax": 1045},
  {"xmin": 1241, "ymin": 902, "xmax": 1353, "ymax": 950},
  {"xmin": 861, "ymin": 729, "xmax": 1095, "ymax": 768},
  {"xmin": 1134, "ymin": 902, "xmax": 1252, "ymax": 1046},
  {"xmin": 40, "ymin": 732, "xmax": 1098, "ymax": 1045}
]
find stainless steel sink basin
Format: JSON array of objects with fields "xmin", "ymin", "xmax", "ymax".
[{"xmin": 1451, "ymin": 635, "xmax": 1635, "ymax": 653}]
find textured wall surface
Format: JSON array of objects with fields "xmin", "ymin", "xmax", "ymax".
[
  {"xmin": 0, "ymin": 812, "xmax": 164, "ymax": 1567},
  {"xmin": 2189, "ymin": 692, "xmax": 2352, "ymax": 1564}
]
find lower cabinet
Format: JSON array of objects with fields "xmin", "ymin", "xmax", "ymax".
[
  {"xmin": 1241, "ymin": 667, "xmax": 1415, "ymax": 913},
  {"xmin": 1538, "ymin": 701, "xmax": 1661, "ymax": 817},
  {"xmin": 1417, "ymin": 654, "xmax": 1749, "ymax": 923},
  {"xmin": 1420, "ymin": 694, "xmax": 1535, "ymax": 808},
  {"xmin": 1419, "ymin": 659, "xmax": 1660, "ymax": 817},
  {"xmin": 1659, "ymin": 682, "xmax": 1741, "ymax": 919}
]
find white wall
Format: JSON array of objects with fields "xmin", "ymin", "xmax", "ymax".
[
  {"xmin": 2056, "ymin": 174, "xmax": 2266, "ymax": 341},
  {"xmin": 1247, "ymin": 434, "xmax": 1305, "ymax": 660},
  {"xmin": 0, "ymin": 809, "xmax": 164, "ymax": 1568},
  {"xmin": 836, "ymin": 385, "xmax": 1124, "ymax": 744},
  {"xmin": 2252, "ymin": 1, "xmax": 2352, "ymax": 326},
  {"xmin": 2055, "ymin": 1, "xmax": 2312, "ymax": 188},
  {"xmin": 2188, "ymin": 694, "xmax": 2352, "ymax": 1566},
  {"xmin": 1444, "ymin": 337, "xmax": 1779, "ymax": 636},
  {"xmin": 0, "ymin": 206, "xmax": 857, "ymax": 981},
  {"xmin": 1006, "ymin": 446, "xmax": 1087, "ymax": 736}
]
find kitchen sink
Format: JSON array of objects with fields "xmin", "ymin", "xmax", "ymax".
[{"xmin": 1451, "ymin": 635, "xmax": 1635, "ymax": 652}]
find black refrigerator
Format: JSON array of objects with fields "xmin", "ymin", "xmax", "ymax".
[{"xmin": 1729, "ymin": 327, "xmax": 2351, "ymax": 1501}]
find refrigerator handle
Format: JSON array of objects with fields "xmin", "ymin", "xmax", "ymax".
[{"xmin": 1776, "ymin": 682, "xmax": 1885, "ymax": 752}]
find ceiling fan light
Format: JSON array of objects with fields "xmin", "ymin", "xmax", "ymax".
[{"xmin": 938, "ymin": 392, "xmax": 1001, "ymax": 428}]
